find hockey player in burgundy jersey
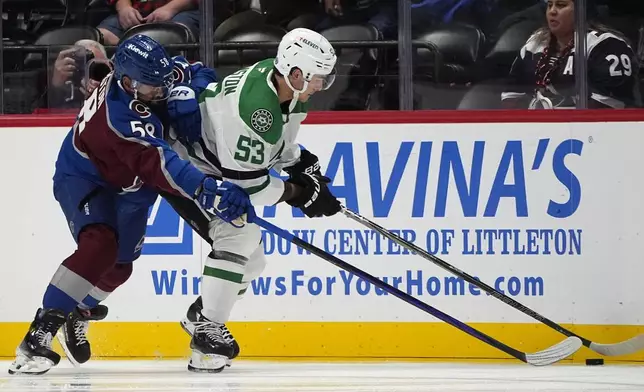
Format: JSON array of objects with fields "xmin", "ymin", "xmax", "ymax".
[
  {"xmin": 8, "ymin": 34, "xmax": 254, "ymax": 375},
  {"xmin": 53, "ymin": 54, "xmax": 228, "ymax": 369},
  {"xmin": 53, "ymin": 51, "xmax": 241, "ymax": 371}
]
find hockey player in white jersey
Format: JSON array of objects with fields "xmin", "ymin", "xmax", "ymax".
[{"xmin": 165, "ymin": 27, "xmax": 340, "ymax": 373}]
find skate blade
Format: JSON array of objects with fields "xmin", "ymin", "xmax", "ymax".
[
  {"xmin": 56, "ymin": 328, "xmax": 81, "ymax": 368},
  {"xmin": 8, "ymin": 353, "xmax": 54, "ymax": 375},
  {"xmin": 188, "ymin": 350, "xmax": 227, "ymax": 373},
  {"xmin": 187, "ymin": 364, "xmax": 225, "ymax": 373}
]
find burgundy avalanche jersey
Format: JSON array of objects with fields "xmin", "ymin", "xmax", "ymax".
[
  {"xmin": 502, "ymin": 30, "xmax": 638, "ymax": 109},
  {"xmin": 53, "ymin": 72, "xmax": 205, "ymax": 208}
]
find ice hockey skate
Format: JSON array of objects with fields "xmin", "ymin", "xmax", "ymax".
[
  {"xmin": 57, "ymin": 305, "xmax": 109, "ymax": 366},
  {"xmin": 8, "ymin": 308, "xmax": 66, "ymax": 375},
  {"xmin": 188, "ymin": 315, "xmax": 235, "ymax": 373},
  {"xmin": 180, "ymin": 296, "xmax": 239, "ymax": 367}
]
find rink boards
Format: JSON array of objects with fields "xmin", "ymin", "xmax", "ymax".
[{"xmin": 1, "ymin": 110, "xmax": 644, "ymax": 363}]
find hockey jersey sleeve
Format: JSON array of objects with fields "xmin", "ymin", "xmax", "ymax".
[
  {"xmin": 104, "ymin": 98, "xmax": 205, "ymax": 198},
  {"xmin": 587, "ymin": 32, "xmax": 638, "ymax": 108}
]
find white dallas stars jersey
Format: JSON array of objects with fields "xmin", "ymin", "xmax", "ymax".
[
  {"xmin": 170, "ymin": 58, "xmax": 308, "ymax": 206},
  {"xmin": 502, "ymin": 30, "xmax": 639, "ymax": 109}
]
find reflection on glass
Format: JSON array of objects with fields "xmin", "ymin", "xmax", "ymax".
[
  {"xmin": 411, "ymin": 0, "xmax": 548, "ymax": 110},
  {"xmin": 4, "ymin": 0, "xmax": 640, "ymax": 113},
  {"xmin": 45, "ymin": 42, "xmax": 112, "ymax": 113}
]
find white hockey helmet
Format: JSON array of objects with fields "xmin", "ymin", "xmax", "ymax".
[{"xmin": 274, "ymin": 28, "xmax": 337, "ymax": 94}]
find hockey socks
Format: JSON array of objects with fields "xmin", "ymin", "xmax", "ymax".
[
  {"xmin": 237, "ymin": 246, "xmax": 267, "ymax": 300},
  {"xmin": 42, "ymin": 225, "xmax": 118, "ymax": 314},
  {"xmin": 201, "ymin": 250, "xmax": 246, "ymax": 323},
  {"xmin": 79, "ymin": 262, "xmax": 133, "ymax": 309}
]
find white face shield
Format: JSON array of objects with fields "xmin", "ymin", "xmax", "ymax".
[
  {"xmin": 284, "ymin": 67, "xmax": 337, "ymax": 96},
  {"xmin": 310, "ymin": 68, "xmax": 337, "ymax": 91}
]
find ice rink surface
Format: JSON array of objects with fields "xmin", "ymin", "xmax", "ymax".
[{"xmin": 1, "ymin": 360, "xmax": 643, "ymax": 391}]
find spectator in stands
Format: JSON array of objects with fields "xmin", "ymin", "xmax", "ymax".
[
  {"xmin": 35, "ymin": 40, "xmax": 112, "ymax": 111},
  {"xmin": 501, "ymin": 0, "xmax": 640, "ymax": 109},
  {"xmin": 97, "ymin": 0, "xmax": 200, "ymax": 45}
]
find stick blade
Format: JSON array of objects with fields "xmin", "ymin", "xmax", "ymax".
[
  {"xmin": 525, "ymin": 337, "xmax": 582, "ymax": 366},
  {"xmin": 589, "ymin": 334, "xmax": 644, "ymax": 356}
]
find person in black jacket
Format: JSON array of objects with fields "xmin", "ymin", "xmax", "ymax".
[{"xmin": 501, "ymin": 0, "xmax": 640, "ymax": 109}]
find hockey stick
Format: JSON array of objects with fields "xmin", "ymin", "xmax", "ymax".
[
  {"xmin": 340, "ymin": 206, "xmax": 644, "ymax": 357},
  {"xmin": 252, "ymin": 215, "xmax": 581, "ymax": 366}
]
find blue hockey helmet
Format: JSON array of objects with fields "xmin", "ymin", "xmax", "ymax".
[{"xmin": 113, "ymin": 34, "xmax": 174, "ymax": 100}]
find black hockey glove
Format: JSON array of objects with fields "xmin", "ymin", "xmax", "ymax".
[
  {"xmin": 286, "ymin": 172, "xmax": 341, "ymax": 218},
  {"xmin": 284, "ymin": 149, "xmax": 321, "ymax": 177}
]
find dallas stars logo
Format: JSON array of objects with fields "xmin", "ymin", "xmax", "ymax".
[{"xmin": 251, "ymin": 109, "xmax": 273, "ymax": 133}]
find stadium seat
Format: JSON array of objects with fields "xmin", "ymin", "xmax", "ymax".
[
  {"xmin": 121, "ymin": 22, "xmax": 196, "ymax": 57},
  {"xmin": 214, "ymin": 10, "xmax": 267, "ymax": 42},
  {"xmin": 308, "ymin": 24, "xmax": 381, "ymax": 111},
  {"xmin": 482, "ymin": 19, "xmax": 540, "ymax": 80},
  {"xmin": 451, "ymin": 19, "xmax": 541, "ymax": 110},
  {"xmin": 31, "ymin": 25, "xmax": 103, "ymax": 46},
  {"xmin": 412, "ymin": 23, "xmax": 485, "ymax": 109},
  {"xmin": 456, "ymin": 82, "xmax": 506, "ymax": 110},
  {"xmin": 215, "ymin": 25, "xmax": 287, "ymax": 79},
  {"xmin": 286, "ymin": 13, "xmax": 320, "ymax": 31},
  {"xmin": 414, "ymin": 22, "xmax": 485, "ymax": 84}
]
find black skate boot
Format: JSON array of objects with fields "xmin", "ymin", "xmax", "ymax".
[
  {"xmin": 180, "ymin": 296, "xmax": 240, "ymax": 366},
  {"xmin": 188, "ymin": 318, "xmax": 235, "ymax": 373},
  {"xmin": 57, "ymin": 305, "xmax": 109, "ymax": 366},
  {"xmin": 8, "ymin": 308, "xmax": 66, "ymax": 375}
]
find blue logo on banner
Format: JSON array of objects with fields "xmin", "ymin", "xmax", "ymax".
[{"xmin": 142, "ymin": 197, "xmax": 192, "ymax": 255}]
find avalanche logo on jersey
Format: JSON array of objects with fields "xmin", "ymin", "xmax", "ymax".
[
  {"xmin": 142, "ymin": 196, "xmax": 193, "ymax": 255},
  {"xmin": 173, "ymin": 64, "xmax": 187, "ymax": 83},
  {"xmin": 129, "ymin": 100, "xmax": 152, "ymax": 118},
  {"xmin": 172, "ymin": 57, "xmax": 200, "ymax": 84}
]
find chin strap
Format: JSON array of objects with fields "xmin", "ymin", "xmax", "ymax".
[{"xmin": 283, "ymin": 74, "xmax": 308, "ymax": 108}]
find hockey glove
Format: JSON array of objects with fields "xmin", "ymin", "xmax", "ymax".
[
  {"xmin": 217, "ymin": 182, "xmax": 256, "ymax": 225},
  {"xmin": 195, "ymin": 179, "xmax": 255, "ymax": 225},
  {"xmin": 284, "ymin": 149, "xmax": 322, "ymax": 177},
  {"xmin": 286, "ymin": 173, "xmax": 341, "ymax": 218},
  {"xmin": 167, "ymin": 83, "xmax": 202, "ymax": 144},
  {"xmin": 195, "ymin": 177, "xmax": 219, "ymax": 211}
]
